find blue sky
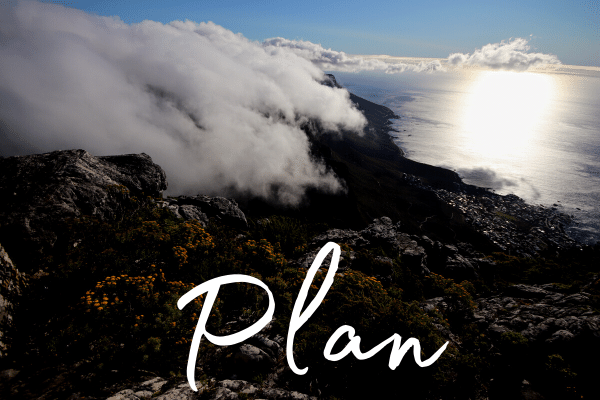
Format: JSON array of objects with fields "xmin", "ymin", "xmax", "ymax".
[{"xmin": 44, "ymin": 0, "xmax": 600, "ymax": 66}]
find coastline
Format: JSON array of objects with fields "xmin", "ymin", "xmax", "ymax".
[
  {"xmin": 0, "ymin": 85, "xmax": 599, "ymax": 400},
  {"xmin": 331, "ymin": 76, "xmax": 581, "ymax": 255}
]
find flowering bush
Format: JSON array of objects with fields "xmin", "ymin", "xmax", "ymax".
[
  {"xmin": 49, "ymin": 270, "xmax": 223, "ymax": 370},
  {"xmin": 424, "ymin": 272, "xmax": 476, "ymax": 315}
]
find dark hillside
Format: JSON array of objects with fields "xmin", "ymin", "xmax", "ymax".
[
  {"xmin": 241, "ymin": 83, "xmax": 495, "ymax": 251},
  {"xmin": 0, "ymin": 75, "xmax": 591, "ymax": 400}
]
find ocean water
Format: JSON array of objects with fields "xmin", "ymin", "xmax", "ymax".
[{"xmin": 332, "ymin": 67, "xmax": 600, "ymax": 244}]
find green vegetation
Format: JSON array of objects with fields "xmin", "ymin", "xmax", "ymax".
[
  {"xmin": 494, "ymin": 211, "xmax": 518, "ymax": 222},
  {"xmin": 8, "ymin": 195, "xmax": 600, "ymax": 399},
  {"xmin": 490, "ymin": 248, "xmax": 600, "ymax": 291}
]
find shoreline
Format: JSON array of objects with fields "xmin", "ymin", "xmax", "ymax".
[
  {"xmin": 332, "ymin": 70, "xmax": 599, "ymax": 246},
  {"xmin": 388, "ymin": 125, "xmax": 597, "ymax": 246},
  {"xmin": 345, "ymin": 82, "xmax": 585, "ymax": 253}
]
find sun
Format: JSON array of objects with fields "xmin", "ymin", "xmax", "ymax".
[{"xmin": 461, "ymin": 70, "xmax": 556, "ymax": 161}]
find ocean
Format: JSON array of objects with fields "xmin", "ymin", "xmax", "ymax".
[{"xmin": 332, "ymin": 66, "xmax": 600, "ymax": 245}]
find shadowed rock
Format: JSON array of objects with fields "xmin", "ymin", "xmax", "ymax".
[
  {"xmin": 0, "ymin": 149, "xmax": 167, "ymax": 266},
  {"xmin": 0, "ymin": 243, "xmax": 26, "ymax": 359},
  {"xmin": 166, "ymin": 195, "xmax": 247, "ymax": 229},
  {"xmin": 474, "ymin": 283, "xmax": 600, "ymax": 345}
]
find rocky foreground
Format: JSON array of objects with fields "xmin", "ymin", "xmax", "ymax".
[
  {"xmin": 1, "ymin": 76, "xmax": 599, "ymax": 399},
  {"xmin": 0, "ymin": 148, "xmax": 598, "ymax": 400}
]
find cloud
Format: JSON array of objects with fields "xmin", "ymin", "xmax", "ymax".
[
  {"xmin": 447, "ymin": 38, "xmax": 561, "ymax": 71},
  {"xmin": 0, "ymin": 1, "xmax": 368, "ymax": 205},
  {"xmin": 262, "ymin": 37, "xmax": 560, "ymax": 74},
  {"xmin": 456, "ymin": 167, "xmax": 517, "ymax": 190},
  {"xmin": 262, "ymin": 37, "xmax": 444, "ymax": 74}
]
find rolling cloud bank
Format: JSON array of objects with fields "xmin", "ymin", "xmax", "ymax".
[
  {"xmin": 0, "ymin": 1, "xmax": 364, "ymax": 204},
  {"xmin": 0, "ymin": 1, "xmax": 561, "ymax": 204}
]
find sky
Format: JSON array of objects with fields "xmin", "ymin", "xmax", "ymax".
[
  {"xmin": 0, "ymin": 0, "xmax": 597, "ymax": 205},
  {"xmin": 42, "ymin": 0, "xmax": 600, "ymax": 67}
]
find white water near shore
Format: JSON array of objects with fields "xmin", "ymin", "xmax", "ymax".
[{"xmin": 332, "ymin": 67, "xmax": 600, "ymax": 244}]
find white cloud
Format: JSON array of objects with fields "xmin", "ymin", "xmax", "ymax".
[
  {"xmin": 262, "ymin": 37, "xmax": 444, "ymax": 74},
  {"xmin": 0, "ymin": 1, "xmax": 368, "ymax": 205},
  {"xmin": 447, "ymin": 38, "xmax": 561, "ymax": 71}
]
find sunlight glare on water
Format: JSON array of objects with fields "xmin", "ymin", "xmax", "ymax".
[
  {"xmin": 461, "ymin": 71, "xmax": 556, "ymax": 162},
  {"xmin": 333, "ymin": 67, "xmax": 600, "ymax": 244}
]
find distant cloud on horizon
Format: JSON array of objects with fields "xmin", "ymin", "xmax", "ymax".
[
  {"xmin": 262, "ymin": 37, "xmax": 444, "ymax": 74},
  {"xmin": 262, "ymin": 37, "xmax": 561, "ymax": 74},
  {"xmin": 448, "ymin": 38, "xmax": 561, "ymax": 71}
]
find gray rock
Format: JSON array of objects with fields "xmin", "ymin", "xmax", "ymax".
[
  {"xmin": 545, "ymin": 329, "xmax": 575, "ymax": 344},
  {"xmin": 444, "ymin": 254, "xmax": 477, "ymax": 280},
  {"xmin": 292, "ymin": 247, "xmax": 353, "ymax": 271},
  {"xmin": 434, "ymin": 189, "xmax": 576, "ymax": 257},
  {"xmin": 154, "ymin": 382, "xmax": 205, "ymax": 400},
  {"xmin": 105, "ymin": 377, "xmax": 318, "ymax": 400},
  {"xmin": 360, "ymin": 217, "xmax": 400, "ymax": 251},
  {"xmin": 0, "ymin": 150, "xmax": 167, "ymax": 260},
  {"xmin": 106, "ymin": 377, "xmax": 168, "ymax": 400},
  {"xmin": 173, "ymin": 195, "xmax": 247, "ymax": 229},
  {"xmin": 475, "ymin": 284, "xmax": 600, "ymax": 346},
  {"xmin": 505, "ymin": 284, "xmax": 551, "ymax": 299},
  {"xmin": 309, "ymin": 228, "xmax": 364, "ymax": 248},
  {"xmin": 174, "ymin": 204, "xmax": 210, "ymax": 226},
  {"xmin": 248, "ymin": 334, "xmax": 282, "ymax": 359},
  {"xmin": 420, "ymin": 297, "xmax": 448, "ymax": 314},
  {"xmin": 322, "ymin": 74, "xmax": 343, "ymax": 89},
  {"xmin": 396, "ymin": 233, "xmax": 429, "ymax": 275},
  {"xmin": 209, "ymin": 387, "xmax": 240, "ymax": 400},
  {"xmin": 0, "ymin": 244, "xmax": 26, "ymax": 359},
  {"xmin": 233, "ymin": 344, "xmax": 274, "ymax": 367}
]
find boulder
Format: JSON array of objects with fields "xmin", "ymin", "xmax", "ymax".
[
  {"xmin": 104, "ymin": 377, "xmax": 318, "ymax": 400},
  {"xmin": 291, "ymin": 247, "xmax": 354, "ymax": 271},
  {"xmin": 248, "ymin": 334, "xmax": 282, "ymax": 359},
  {"xmin": 233, "ymin": 344, "xmax": 274, "ymax": 368},
  {"xmin": 0, "ymin": 150, "xmax": 167, "ymax": 263},
  {"xmin": 359, "ymin": 217, "xmax": 400, "ymax": 252},
  {"xmin": 106, "ymin": 377, "xmax": 167, "ymax": 400},
  {"xmin": 444, "ymin": 254, "xmax": 478, "ymax": 280},
  {"xmin": 169, "ymin": 195, "xmax": 247, "ymax": 229},
  {"xmin": 309, "ymin": 228, "xmax": 365, "ymax": 248},
  {"xmin": 396, "ymin": 233, "xmax": 429, "ymax": 275}
]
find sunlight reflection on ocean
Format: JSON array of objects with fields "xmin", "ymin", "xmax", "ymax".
[{"xmin": 333, "ymin": 67, "xmax": 600, "ymax": 244}]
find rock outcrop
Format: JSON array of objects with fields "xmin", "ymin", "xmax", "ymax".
[
  {"xmin": 431, "ymin": 189, "xmax": 576, "ymax": 257},
  {"xmin": 0, "ymin": 243, "xmax": 26, "ymax": 359},
  {"xmin": 164, "ymin": 195, "xmax": 248, "ymax": 229},
  {"xmin": 293, "ymin": 217, "xmax": 432, "ymax": 280},
  {"xmin": 473, "ymin": 282, "xmax": 600, "ymax": 346},
  {"xmin": 105, "ymin": 377, "xmax": 317, "ymax": 400},
  {"xmin": 0, "ymin": 149, "xmax": 167, "ymax": 264}
]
